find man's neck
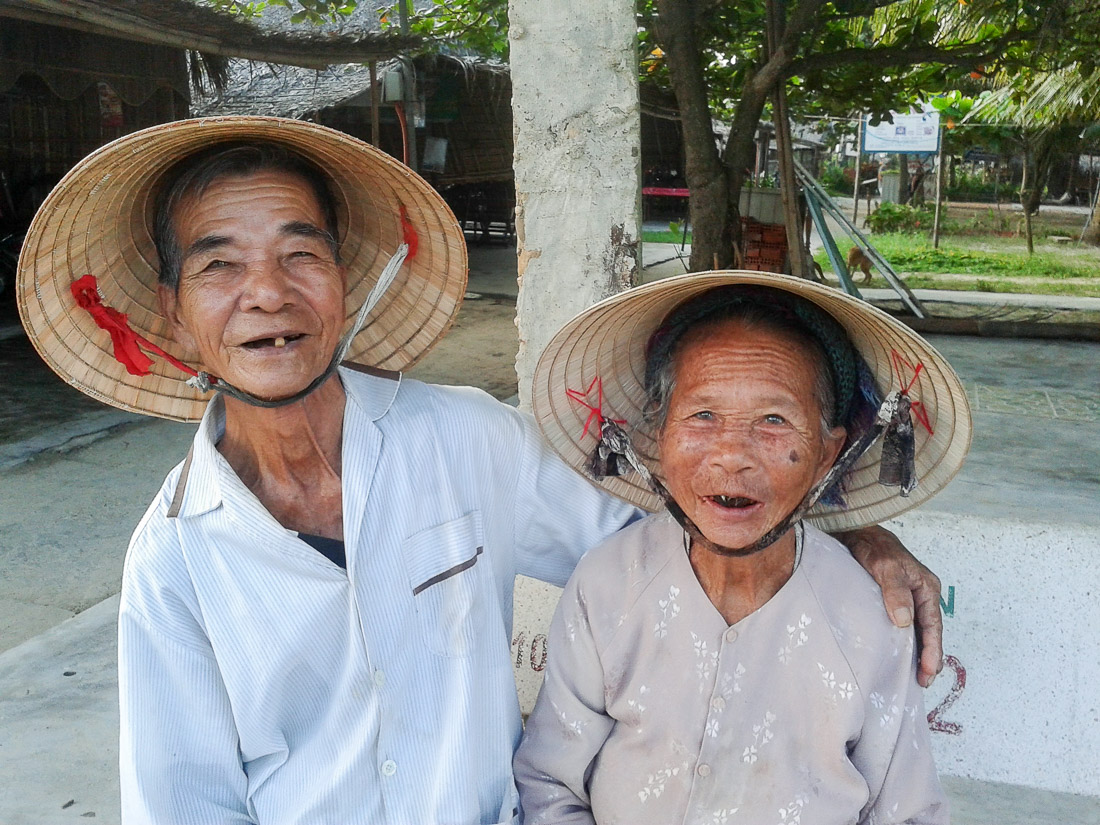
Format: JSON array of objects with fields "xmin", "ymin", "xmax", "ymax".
[
  {"xmin": 688, "ymin": 528, "xmax": 798, "ymax": 627},
  {"xmin": 216, "ymin": 375, "xmax": 347, "ymax": 538}
]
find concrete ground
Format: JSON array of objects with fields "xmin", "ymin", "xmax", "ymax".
[{"xmin": 1, "ymin": 243, "xmax": 1098, "ymax": 823}]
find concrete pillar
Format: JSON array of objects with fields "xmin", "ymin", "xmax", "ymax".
[{"xmin": 509, "ymin": 0, "xmax": 641, "ymax": 409}]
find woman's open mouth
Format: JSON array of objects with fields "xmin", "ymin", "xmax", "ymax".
[{"xmin": 709, "ymin": 495, "xmax": 759, "ymax": 509}]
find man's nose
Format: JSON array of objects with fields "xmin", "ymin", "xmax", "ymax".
[{"xmin": 240, "ymin": 256, "xmax": 294, "ymax": 311}]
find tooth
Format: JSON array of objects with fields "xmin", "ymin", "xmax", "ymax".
[{"xmin": 274, "ymin": 337, "xmax": 286, "ymax": 348}]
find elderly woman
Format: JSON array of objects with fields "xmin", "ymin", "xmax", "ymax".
[{"xmin": 514, "ymin": 273, "xmax": 971, "ymax": 824}]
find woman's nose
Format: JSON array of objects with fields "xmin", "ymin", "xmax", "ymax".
[{"xmin": 706, "ymin": 424, "xmax": 757, "ymax": 472}]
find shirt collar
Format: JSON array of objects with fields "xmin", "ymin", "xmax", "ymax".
[{"xmin": 166, "ymin": 365, "xmax": 401, "ymax": 520}]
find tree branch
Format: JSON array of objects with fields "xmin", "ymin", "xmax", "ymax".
[{"xmin": 789, "ymin": 29, "xmax": 1034, "ymax": 76}]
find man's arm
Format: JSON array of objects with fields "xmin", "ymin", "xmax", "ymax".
[
  {"xmin": 835, "ymin": 525, "xmax": 943, "ymax": 687},
  {"xmin": 118, "ymin": 605, "xmax": 252, "ymax": 824}
]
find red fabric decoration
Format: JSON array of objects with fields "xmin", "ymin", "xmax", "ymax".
[
  {"xmin": 71, "ymin": 275, "xmax": 198, "ymax": 378},
  {"xmin": 566, "ymin": 376, "xmax": 626, "ymax": 439},
  {"xmin": 891, "ymin": 350, "xmax": 934, "ymax": 435},
  {"xmin": 399, "ymin": 204, "xmax": 419, "ymax": 261}
]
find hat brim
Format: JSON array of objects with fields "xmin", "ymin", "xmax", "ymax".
[
  {"xmin": 531, "ymin": 271, "xmax": 972, "ymax": 532},
  {"xmin": 17, "ymin": 116, "xmax": 468, "ymax": 422}
]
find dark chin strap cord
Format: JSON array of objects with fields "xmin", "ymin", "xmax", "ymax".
[
  {"xmin": 589, "ymin": 390, "xmax": 916, "ymax": 554},
  {"xmin": 185, "ymin": 242, "xmax": 410, "ymax": 409}
]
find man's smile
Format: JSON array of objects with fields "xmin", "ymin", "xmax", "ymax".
[{"xmin": 239, "ymin": 332, "xmax": 307, "ymax": 350}]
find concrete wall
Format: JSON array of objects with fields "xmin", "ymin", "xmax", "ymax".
[
  {"xmin": 508, "ymin": 0, "xmax": 641, "ymax": 409},
  {"xmin": 511, "ymin": 512, "xmax": 1100, "ymax": 797}
]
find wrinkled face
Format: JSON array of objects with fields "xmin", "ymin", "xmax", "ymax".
[
  {"xmin": 657, "ymin": 321, "xmax": 846, "ymax": 552},
  {"xmin": 158, "ymin": 170, "xmax": 346, "ymax": 401}
]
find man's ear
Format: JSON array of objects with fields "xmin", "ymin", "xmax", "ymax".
[{"xmin": 157, "ymin": 283, "xmax": 197, "ymax": 353}]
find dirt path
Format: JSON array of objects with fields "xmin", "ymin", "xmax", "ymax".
[{"xmin": 406, "ymin": 294, "xmax": 520, "ymax": 400}]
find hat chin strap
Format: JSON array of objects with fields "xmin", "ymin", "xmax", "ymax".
[
  {"xmin": 186, "ymin": 243, "xmax": 410, "ymax": 408},
  {"xmin": 591, "ymin": 389, "xmax": 915, "ymax": 554}
]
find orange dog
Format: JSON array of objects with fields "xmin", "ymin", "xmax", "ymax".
[{"xmin": 847, "ymin": 246, "xmax": 874, "ymax": 283}]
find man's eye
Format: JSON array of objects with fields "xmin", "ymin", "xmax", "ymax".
[
  {"xmin": 764, "ymin": 413, "xmax": 787, "ymax": 425},
  {"xmin": 692, "ymin": 410, "xmax": 715, "ymax": 421},
  {"xmin": 202, "ymin": 259, "xmax": 230, "ymax": 271}
]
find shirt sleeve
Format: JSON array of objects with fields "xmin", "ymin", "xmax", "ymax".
[
  {"xmin": 510, "ymin": 407, "xmax": 642, "ymax": 587},
  {"xmin": 853, "ymin": 629, "xmax": 950, "ymax": 825},
  {"xmin": 513, "ymin": 572, "xmax": 614, "ymax": 825},
  {"xmin": 118, "ymin": 585, "xmax": 252, "ymax": 823}
]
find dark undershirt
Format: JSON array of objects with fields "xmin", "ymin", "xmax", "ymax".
[{"xmin": 298, "ymin": 533, "xmax": 347, "ymax": 570}]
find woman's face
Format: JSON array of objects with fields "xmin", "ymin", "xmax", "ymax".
[{"xmin": 657, "ymin": 321, "xmax": 846, "ymax": 554}]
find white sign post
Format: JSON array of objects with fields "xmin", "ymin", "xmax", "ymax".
[{"xmin": 863, "ymin": 111, "xmax": 941, "ymax": 154}]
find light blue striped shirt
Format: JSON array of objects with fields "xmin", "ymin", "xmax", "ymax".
[{"xmin": 118, "ymin": 366, "xmax": 639, "ymax": 824}]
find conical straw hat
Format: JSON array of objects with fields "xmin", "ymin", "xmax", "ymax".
[
  {"xmin": 18, "ymin": 116, "xmax": 467, "ymax": 422},
  {"xmin": 532, "ymin": 271, "xmax": 972, "ymax": 533}
]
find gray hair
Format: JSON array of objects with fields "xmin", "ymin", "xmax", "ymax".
[
  {"xmin": 152, "ymin": 142, "xmax": 341, "ymax": 290},
  {"xmin": 642, "ymin": 305, "xmax": 838, "ymax": 440}
]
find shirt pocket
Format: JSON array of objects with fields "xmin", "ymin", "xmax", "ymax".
[{"xmin": 404, "ymin": 511, "xmax": 487, "ymax": 658}]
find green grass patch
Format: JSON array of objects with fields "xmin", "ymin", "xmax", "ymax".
[
  {"xmin": 816, "ymin": 233, "xmax": 1100, "ymax": 280},
  {"xmin": 643, "ymin": 229, "xmax": 693, "ymax": 244}
]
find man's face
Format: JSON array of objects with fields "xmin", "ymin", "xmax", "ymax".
[
  {"xmin": 158, "ymin": 169, "xmax": 346, "ymax": 401},
  {"xmin": 657, "ymin": 320, "xmax": 846, "ymax": 552}
]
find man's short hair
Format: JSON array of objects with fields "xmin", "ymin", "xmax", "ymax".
[{"xmin": 153, "ymin": 142, "xmax": 341, "ymax": 289}]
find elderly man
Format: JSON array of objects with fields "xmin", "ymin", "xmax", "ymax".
[
  {"xmin": 18, "ymin": 119, "xmax": 943, "ymax": 824},
  {"xmin": 515, "ymin": 275, "xmax": 971, "ymax": 823}
]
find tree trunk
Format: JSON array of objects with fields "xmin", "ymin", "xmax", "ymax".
[{"xmin": 653, "ymin": 0, "xmax": 732, "ymax": 271}]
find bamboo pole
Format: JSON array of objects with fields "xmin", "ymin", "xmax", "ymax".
[
  {"xmin": 852, "ymin": 116, "xmax": 863, "ymax": 223},
  {"xmin": 932, "ymin": 126, "xmax": 946, "ymax": 249}
]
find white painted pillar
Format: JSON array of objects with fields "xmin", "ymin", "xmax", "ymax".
[{"xmin": 509, "ymin": 0, "xmax": 641, "ymax": 409}]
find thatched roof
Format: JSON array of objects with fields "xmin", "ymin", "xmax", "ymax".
[
  {"xmin": 0, "ymin": 0, "xmax": 422, "ymax": 69},
  {"xmin": 192, "ymin": 47, "xmax": 505, "ymax": 119},
  {"xmin": 192, "ymin": 60, "xmax": 382, "ymax": 118}
]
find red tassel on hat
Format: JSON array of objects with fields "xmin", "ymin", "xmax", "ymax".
[{"xmin": 71, "ymin": 275, "xmax": 198, "ymax": 378}]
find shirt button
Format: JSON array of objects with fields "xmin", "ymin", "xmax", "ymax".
[
  {"xmin": 724, "ymin": 628, "xmax": 738, "ymax": 643},
  {"xmin": 697, "ymin": 763, "xmax": 712, "ymax": 777},
  {"xmin": 381, "ymin": 760, "xmax": 397, "ymax": 776},
  {"xmin": 711, "ymin": 696, "xmax": 726, "ymax": 711},
  {"xmin": 373, "ymin": 670, "xmax": 386, "ymax": 688}
]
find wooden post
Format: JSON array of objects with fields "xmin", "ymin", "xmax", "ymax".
[
  {"xmin": 932, "ymin": 126, "xmax": 946, "ymax": 249},
  {"xmin": 766, "ymin": 0, "xmax": 804, "ymax": 277},
  {"xmin": 852, "ymin": 116, "xmax": 863, "ymax": 223},
  {"xmin": 369, "ymin": 61, "xmax": 380, "ymax": 148}
]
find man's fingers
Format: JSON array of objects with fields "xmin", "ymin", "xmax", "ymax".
[
  {"xmin": 912, "ymin": 566, "xmax": 944, "ymax": 688},
  {"xmin": 838, "ymin": 525, "xmax": 945, "ymax": 688}
]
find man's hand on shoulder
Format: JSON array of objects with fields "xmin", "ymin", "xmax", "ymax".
[{"xmin": 835, "ymin": 525, "xmax": 943, "ymax": 688}]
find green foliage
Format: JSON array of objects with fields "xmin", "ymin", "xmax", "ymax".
[
  {"xmin": 819, "ymin": 162, "xmax": 850, "ymax": 197},
  {"xmin": 943, "ymin": 172, "xmax": 1017, "ymax": 204},
  {"xmin": 865, "ymin": 203, "xmax": 935, "ymax": 233},
  {"xmin": 209, "ymin": 0, "xmax": 358, "ymax": 24},
  {"xmin": 394, "ymin": 0, "xmax": 510, "ymax": 61}
]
